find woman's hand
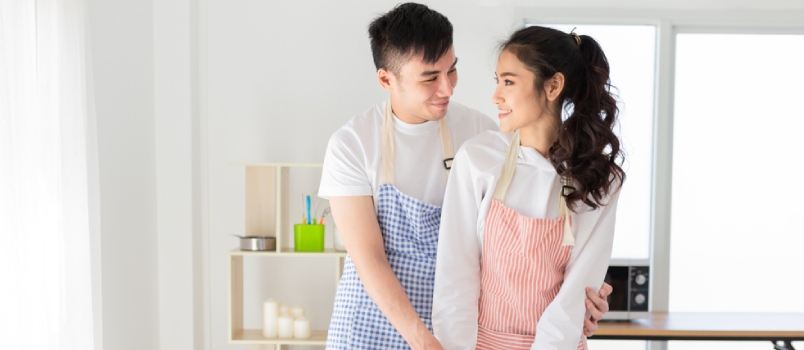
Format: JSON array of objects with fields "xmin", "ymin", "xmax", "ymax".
[{"xmin": 583, "ymin": 282, "xmax": 613, "ymax": 336}]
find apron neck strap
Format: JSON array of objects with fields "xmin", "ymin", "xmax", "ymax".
[
  {"xmin": 491, "ymin": 130, "xmax": 573, "ymax": 229},
  {"xmin": 558, "ymin": 176, "xmax": 573, "ymax": 217},
  {"xmin": 381, "ymin": 98, "xmax": 454, "ymax": 185},
  {"xmin": 492, "ymin": 130, "xmax": 521, "ymax": 202},
  {"xmin": 559, "ymin": 175, "xmax": 575, "ymax": 246}
]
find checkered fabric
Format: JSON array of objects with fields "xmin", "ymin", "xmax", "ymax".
[{"xmin": 326, "ymin": 184, "xmax": 441, "ymax": 350}]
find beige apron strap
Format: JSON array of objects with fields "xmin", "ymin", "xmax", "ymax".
[
  {"xmin": 381, "ymin": 98, "xmax": 453, "ymax": 185},
  {"xmin": 381, "ymin": 98, "xmax": 395, "ymax": 185},
  {"xmin": 559, "ymin": 177, "xmax": 575, "ymax": 246},
  {"xmin": 492, "ymin": 130, "xmax": 520, "ymax": 201},
  {"xmin": 438, "ymin": 118, "xmax": 454, "ymax": 172}
]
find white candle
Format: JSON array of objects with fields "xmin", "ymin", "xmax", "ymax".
[
  {"xmin": 277, "ymin": 310, "xmax": 294, "ymax": 338},
  {"xmin": 262, "ymin": 298, "xmax": 278, "ymax": 338},
  {"xmin": 290, "ymin": 305, "xmax": 305, "ymax": 318},
  {"xmin": 278, "ymin": 302, "xmax": 290, "ymax": 317},
  {"xmin": 294, "ymin": 316, "xmax": 311, "ymax": 339}
]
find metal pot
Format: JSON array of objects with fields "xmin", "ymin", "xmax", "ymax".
[{"xmin": 234, "ymin": 235, "xmax": 276, "ymax": 251}]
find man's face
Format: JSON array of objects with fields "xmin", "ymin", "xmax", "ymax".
[{"xmin": 382, "ymin": 46, "xmax": 458, "ymax": 124}]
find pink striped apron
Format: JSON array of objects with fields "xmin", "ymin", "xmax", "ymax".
[{"xmin": 476, "ymin": 130, "xmax": 586, "ymax": 350}]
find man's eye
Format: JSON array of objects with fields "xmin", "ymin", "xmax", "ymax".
[{"xmin": 448, "ymin": 69, "xmax": 457, "ymax": 74}]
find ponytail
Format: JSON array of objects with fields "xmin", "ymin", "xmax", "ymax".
[{"xmin": 502, "ymin": 27, "xmax": 625, "ymax": 210}]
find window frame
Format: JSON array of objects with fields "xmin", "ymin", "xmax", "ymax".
[{"xmin": 520, "ymin": 8, "xmax": 804, "ymax": 350}]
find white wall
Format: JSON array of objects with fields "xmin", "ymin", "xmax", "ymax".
[
  {"xmin": 86, "ymin": 1, "xmax": 804, "ymax": 350},
  {"xmin": 154, "ymin": 0, "xmax": 201, "ymax": 349},
  {"xmin": 88, "ymin": 0, "xmax": 160, "ymax": 349},
  {"xmin": 89, "ymin": 0, "xmax": 206, "ymax": 347}
]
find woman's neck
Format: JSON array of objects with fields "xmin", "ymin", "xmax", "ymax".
[{"xmin": 518, "ymin": 113, "xmax": 560, "ymax": 159}]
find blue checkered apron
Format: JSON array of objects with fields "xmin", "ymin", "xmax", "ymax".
[{"xmin": 326, "ymin": 99, "xmax": 454, "ymax": 349}]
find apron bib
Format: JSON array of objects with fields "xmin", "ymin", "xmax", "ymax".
[
  {"xmin": 326, "ymin": 99, "xmax": 453, "ymax": 350},
  {"xmin": 476, "ymin": 130, "xmax": 586, "ymax": 350}
]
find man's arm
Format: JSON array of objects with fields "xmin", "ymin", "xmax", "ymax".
[
  {"xmin": 583, "ymin": 283, "xmax": 612, "ymax": 336},
  {"xmin": 330, "ymin": 196, "xmax": 443, "ymax": 350}
]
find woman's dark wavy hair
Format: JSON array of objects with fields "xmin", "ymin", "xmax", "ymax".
[{"xmin": 501, "ymin": 26, "xmax": 625, "ymax": 210}]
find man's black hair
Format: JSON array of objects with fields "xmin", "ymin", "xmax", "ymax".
[{"xmin": 368, "ymin": 3, "xmax": 453, "ymax": 75}]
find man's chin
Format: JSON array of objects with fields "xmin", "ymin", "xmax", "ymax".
[
  {"xmin": 424, "ymin": 109, "xmax": 448, "ymax": 121},
  {"xmin": 422, "ymin": 115, "xmax": 446, "ymax": 122}
]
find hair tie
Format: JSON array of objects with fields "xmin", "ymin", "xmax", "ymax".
[{"xmin": 569, "ymin": 27, "xmax": 581, "ymax": 46}]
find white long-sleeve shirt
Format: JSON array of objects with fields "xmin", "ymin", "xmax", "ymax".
[{"xmin": 432, "ymin": 131, "xmax": 621, "ymax": 350}]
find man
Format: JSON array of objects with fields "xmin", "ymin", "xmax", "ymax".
[{"xmin": 318, "ymin": 3, "xmax": 611, "ymax": 349}]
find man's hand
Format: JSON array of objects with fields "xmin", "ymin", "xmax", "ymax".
[
  {"xmin": 583, "ymin": 282, "xmax": 612, "ymax": 337},
  {"xmin": 418, "ymin": 334, "xmax": 445, "ymax": 350}
]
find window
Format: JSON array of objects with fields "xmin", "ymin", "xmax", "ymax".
[
  {"xmin": 668, "ymin": 32, "xmax": 804, "ymax": 349},
  {"xmin": 0, "ymin": 1, "xmax": 97, "ymax": 349}
]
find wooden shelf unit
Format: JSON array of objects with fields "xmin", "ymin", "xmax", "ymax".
[
  {"xmin": 228, "ymin": 163, "xmax": 346, "ymax": 348},
  {"xmin": 231, "ymin": 329, "xmax": 329, "ymax": 345}
]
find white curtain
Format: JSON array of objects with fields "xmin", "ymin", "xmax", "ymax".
[{"xmin": 0, "ymin": 0, "xmax": 98, "ymax": 349}]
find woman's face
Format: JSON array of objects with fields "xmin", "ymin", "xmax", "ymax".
[{"xmin": 492, "ymin": 49, "xmax": 546, "ymax": 133}]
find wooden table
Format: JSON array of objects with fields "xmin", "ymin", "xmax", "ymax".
[{"xmin": 594, "ymin": 312, "xmax": 804, "ymax": 349}]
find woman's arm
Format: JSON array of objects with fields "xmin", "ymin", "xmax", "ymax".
[
  {"xmin": 432, "ymin": 149, "xmax": 484, "ymax": 349},
  {"xmin": 330, "ymin": 196, "xmax": 443, "ymax": 350},
  {"xmin": 531, "ymin": 189, "xmax": 622, "ymax": 350}
]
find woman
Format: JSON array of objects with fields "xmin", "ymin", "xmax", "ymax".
[{"xmin": 432, "ymin": 26, "xmax": 625, "ymax": 350}]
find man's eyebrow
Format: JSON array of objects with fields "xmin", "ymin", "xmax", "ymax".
[{"xmin": 420, "ymin": 57, "xmax": 459, "ymax": 77}]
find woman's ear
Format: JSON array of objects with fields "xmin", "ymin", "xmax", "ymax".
[{"xmin": 544, "ymin": 73, "xmax": 565, "ymax": 102}]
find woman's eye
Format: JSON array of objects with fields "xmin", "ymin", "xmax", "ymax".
[{"xmin": 505, "ymin": 80, "xmax": 513, "ymax": 86}]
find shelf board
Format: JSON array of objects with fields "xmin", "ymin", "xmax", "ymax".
[
  {"xmin": 229, "ymin": 162, "xmax": 323, "ymax": 167},
  {"xmin": 230, "ymin": 248, "xmax": 347, "ymax": 257},
  {"xmin": 231, "ymin": 329, "xmax": 327, "ymax": 345}
]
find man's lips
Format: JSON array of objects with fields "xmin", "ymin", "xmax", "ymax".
[{"xmin": 432, "ymin": 101, "xmax": 449, "ymax": 108}]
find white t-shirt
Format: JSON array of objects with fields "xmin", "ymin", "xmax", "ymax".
[
  {"xmin": 432, "ymin": 130, "xmax": 621, "ymax": 350},
  {"xmin": 318, "ymin": 100, "xmax": 497, "ymax": 207}
]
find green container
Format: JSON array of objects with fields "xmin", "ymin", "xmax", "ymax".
[{"xmin": 294, "ymin": 224, "xmax": 325, "ymax": 252}]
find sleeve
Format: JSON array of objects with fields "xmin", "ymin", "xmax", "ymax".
[
  {"xmin": 479, "ymin": 112, "xmax": 499, "ymax": 133},
  {"xmin": 318, "ymin": 127, "xmax": 373, "ymax": 198},
  {"xmin": 432, "ymin": 147, "xmax": 484, "ymax": 350},
  {"xmin": 531, "ymin": 188, "xmax": 622, "ymax": 350},
  {"xmin": 467, "ymin": 108, "xmax": 499, "ymax": 134}
]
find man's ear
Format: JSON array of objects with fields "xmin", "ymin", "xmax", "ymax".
[
  {"xmin": 377, "ymin": 68, "xmax": 395, "ymax": 91},
  {"xmin": 544, "ymin": 72, "xmax": 565, "ymax": 102}
]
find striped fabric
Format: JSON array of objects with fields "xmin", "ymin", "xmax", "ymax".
[{"xmin": 477, "ymin": 199, "xmax": 586, "ymax": 350}]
